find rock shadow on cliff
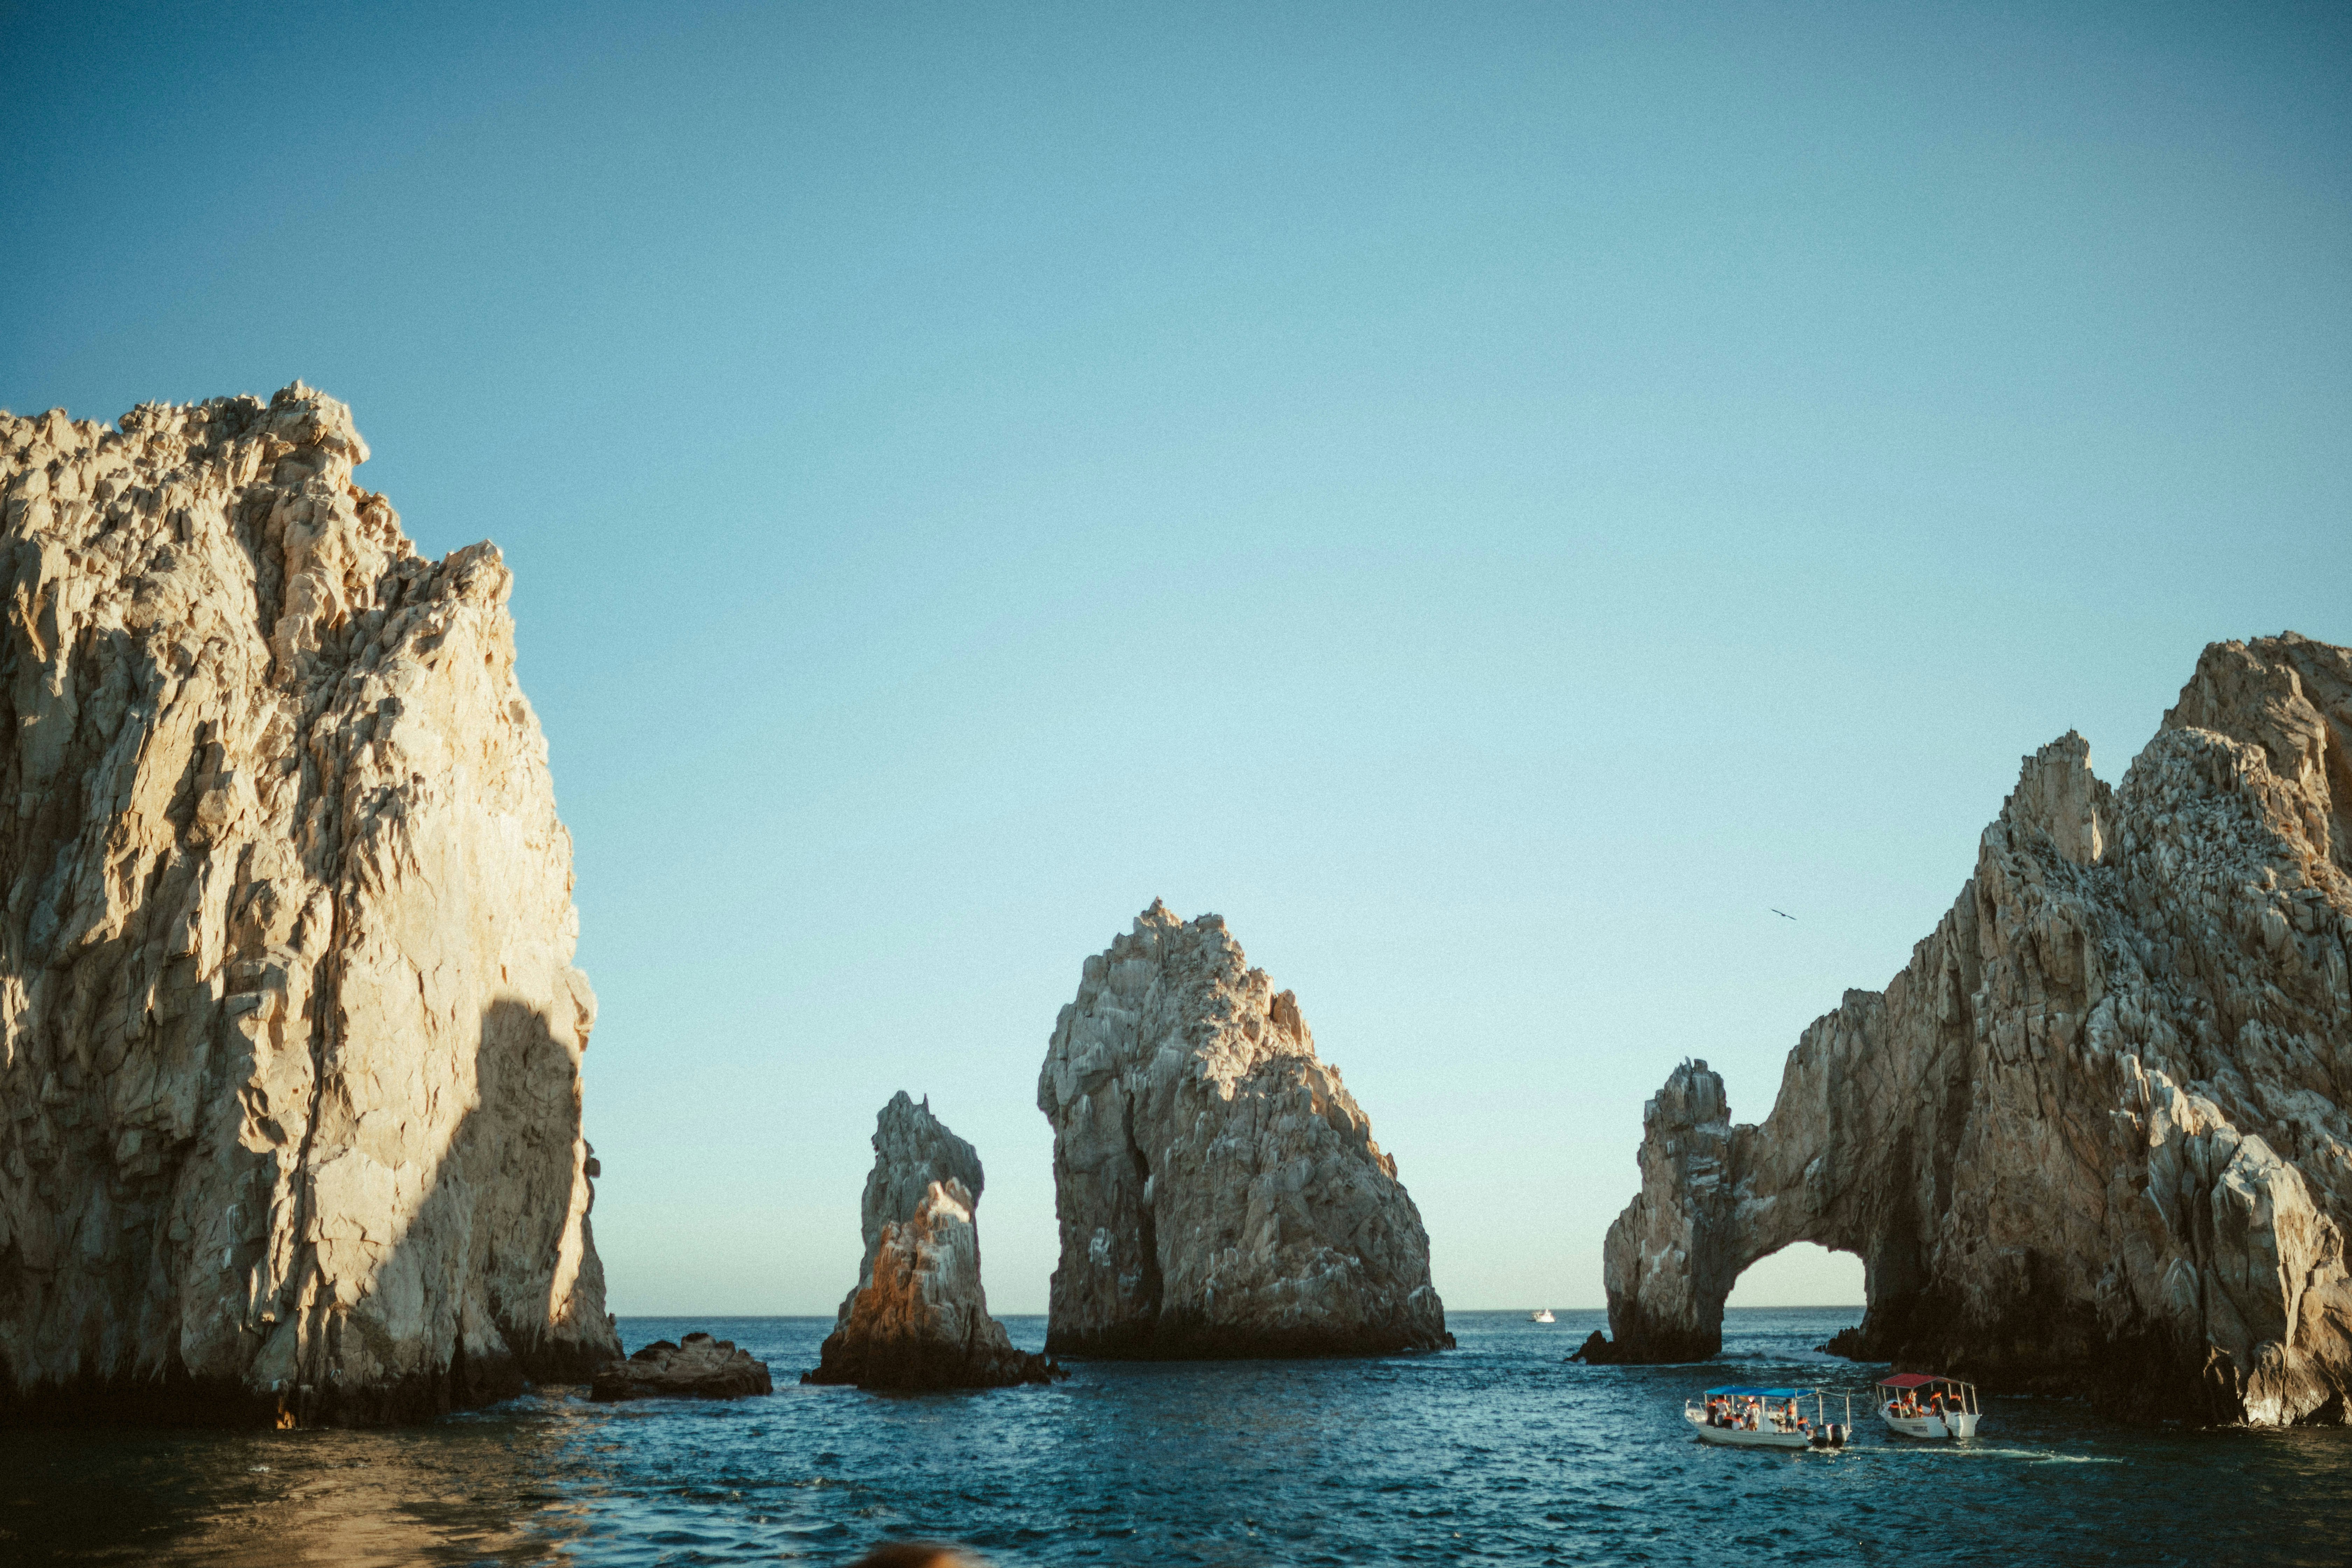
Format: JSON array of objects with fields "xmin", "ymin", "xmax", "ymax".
[
  {"xmin": 257, "ymin": 997, "xmax": 618, "ymax": 1427},
  {"xmin": 2, "ymin": 1000, "xmax": 614, "ymax": 1428}
]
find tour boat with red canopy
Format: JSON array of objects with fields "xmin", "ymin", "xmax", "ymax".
[
  {"xmin": 1684, "ymin": 1385, "xmax": 1851, "ymax": 1450},
  {"xmin": 1877, "ymin": 1373, "xmax": 1982, "ymax": 1438}
]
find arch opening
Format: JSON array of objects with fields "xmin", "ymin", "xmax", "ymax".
[{"xmin": 1725, "ymin": 1241, "xmax": 1865, "ymax": 1310}]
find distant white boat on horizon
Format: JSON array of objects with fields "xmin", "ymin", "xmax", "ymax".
[{"xmin": 1530, "ymin": 1309, "xmax": 1555, "ymax": 1323}]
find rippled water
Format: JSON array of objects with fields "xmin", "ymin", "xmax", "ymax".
[{"xmin": 7, "ymin": 1309, "xmax": 2349, "ymax": 1565}]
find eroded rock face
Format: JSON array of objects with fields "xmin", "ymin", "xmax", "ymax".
[
  {"xmin": 0, "ymin": 386, "xmax": 617, "ymax": 1426},
  {"xmin": 591, "ymin": 1332, "xmax": 772, "ymax": 1401},
  {"xmin": 804, "ymin": 1092, "xmax": 1059, "ymax": 1390},
  {"xmin": 1038, "ymin": 902, "xmax": 1449, "ymax": 1358},
  {"xmin": 1600, "ymin": 635, "xmax": 2352, "ymax": 1426}
]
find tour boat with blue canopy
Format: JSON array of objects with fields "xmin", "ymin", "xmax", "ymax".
[
  {"xmin": 1877, "ymin": 1372, "xmax": 1982, "ymax": 1438},
  {"xmin": 1685, "ymin": 1385, "xmax": 1851, "ymax": 1449}
]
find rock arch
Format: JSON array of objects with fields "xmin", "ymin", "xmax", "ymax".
[{"xmin": 1596, "ymin": 637, "xmax": 2352, "ymax": 1427}]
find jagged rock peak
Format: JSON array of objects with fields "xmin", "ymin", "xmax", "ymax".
[
  {"xmin": 1596, "ymin": 634, "xmax": 2352, "ymax": 1426},
  {"xmin": 0, "ymin": 385, "xmax": 616, "ymax": 1427},
  {"xmin": 804, "ymin": 1094, "xmax": 1060, "ymax": 1390},
  {"xmin": 841, "ymin": 1091, "xmax": 984, "ymax": 1320},
  {"xmin": 1036, "ymin": 902, "xmax": 1450, "ymax": 1358}
]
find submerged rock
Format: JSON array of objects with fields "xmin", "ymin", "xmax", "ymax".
[
  {"xmin": 0, "ymin": 387, "xmax": 617, "ymax": 1426},
  {"xmin": 804, "ymin": 1093, "xmax": 1060, "ymax": 1390},
  {"xmin": 1037, "ymin": 902, "xmax": 1450, "ymax": 1358},
  {"xmin": 1597, "ymin": 635, "xmax": 2352, "ymax": 1426},
  {"xmin": 590, "ymin": 1333, "xmax": 772, "ymax": 1401}
]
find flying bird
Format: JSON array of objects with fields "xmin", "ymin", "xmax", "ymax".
[{"xmin": 1771, "ymin": 908, "xmax": 1796, "ymax": 921}]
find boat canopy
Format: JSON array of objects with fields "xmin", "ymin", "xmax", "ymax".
[
  {"xmin": 1702, "ymin": 1385, "xmax": 1814, "ymax": 1398},
  {"xmin": 1877, "ymin": 1372, "xmax": 1964, "ymax": 1389}
]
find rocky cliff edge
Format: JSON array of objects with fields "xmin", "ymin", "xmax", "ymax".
[{"xmin": 0, "ymin": 385, "xmax": 617, "ymax": 1426}]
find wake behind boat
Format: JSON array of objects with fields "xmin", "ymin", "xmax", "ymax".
[
  {"xmin": 1878, "ymin": 1373, "xmax": 1982, "ymax": 1438},
  {"xmin": 1686, "ymin": 1386, "xmax": 1850, "ymax": 1450}
]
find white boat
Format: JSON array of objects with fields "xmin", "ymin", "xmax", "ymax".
[
  {"xmin": 1530, "ymin": 1309, "xmax": 1555, "ymax": 1323},
  {"xmin": 1685, "ymin": 1385, "xmax": 1850, "ymax": 1450},
  {"xmin": 1876, "ymin": 1373, "xmax": 1983, "ymax": 1438}
]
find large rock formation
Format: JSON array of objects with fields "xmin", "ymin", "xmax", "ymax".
[
  {"xmin": 804, "ymin": 1092, "xmax": 1059, "ymax": 1390},
  {"xmin": 1037, "ymin": 902, "xmax": 1450, "ymax": 1358},
  {"xmin": 1598, "ymin": 635, "xmax": 2352, "ymax": 1426},
  {"xmin": 0, "ymin": 386, "xmax": 617, "ymax": 1426}
]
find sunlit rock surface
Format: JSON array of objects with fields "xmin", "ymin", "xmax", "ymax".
[
  {"xmin": 1038, "ymin": 902, "xmax": 1450, "ymax": 1358},
  {"xmin": 805, "ymin": 1092, "xmax": 1059, "ymax": 1390},
  {"xmin": 0, "ymin": 386, "xmax": 616, "ymax": 1426},
  {"xmin": 1598, "ymin": 635, "xmax": 2352, "ymax": 1425}
]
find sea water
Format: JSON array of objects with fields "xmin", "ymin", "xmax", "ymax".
[{"xmin": 6, "ymin": 1309, "xmax": 2348, "ymax": 1566}]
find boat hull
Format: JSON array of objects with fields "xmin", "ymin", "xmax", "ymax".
[
  {"xmin": 1881, "ymin": 1406, "xmax": 1980, "ymax": 1439},
  {"xmin": 1685, "ymin": 1409, "xmax": 1816, "ymax": 1449}
]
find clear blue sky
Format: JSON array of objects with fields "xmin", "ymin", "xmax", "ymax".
[{"xmin": 6, "ymin": 1, "xmax": 2347, "ymax": 1314}]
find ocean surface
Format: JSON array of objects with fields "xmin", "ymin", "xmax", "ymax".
[{"xmin": 7, "ymin": 1309, "xmax": 2349, "ymax": 1566}]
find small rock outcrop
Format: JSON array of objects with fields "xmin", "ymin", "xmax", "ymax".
[
  {"xmin": 1037, "ymin": 902, "xmax": 1450, "ymax": 1358},
  {"xmin": 1596, "ymin": 635, "xmax": 2352, "ymax": 1426},
  {"xmin": 590, "ymin": 1332, "xmax": 772, "ymax": 1401},
  {"xmin": 0, "ymin": 387, "xmax": 618, "ymax": 1426},
  {"xmin": 803, "ymin": 1092, "xmax": 1060, "ymax": 1390}
]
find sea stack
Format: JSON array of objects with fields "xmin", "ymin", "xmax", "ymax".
[
  {"xmin": 0, "ymin": 387, "xmax": 618, "ymax": 1426},
  {"xmin": 1596, "ymin": 635, "xmax": 2352, "ymax": 1426},
  {"xmin": 1037, "ymin": 902, "xmax": 1450, "ymax": 1358},
  {"xmin": 804, "ymin": 1092, "xmax": 1060, "ymax": 1390}
]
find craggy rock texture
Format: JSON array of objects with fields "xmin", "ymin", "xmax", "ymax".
[
  {"xmin": 0, "ymin": 386, "xmax": 617, "ymax": 1426},
  {"xmin": 1038, "ymin": 902, "xmax": 1450, "ymax": 1358},
  {"xmin": 804, "ymin": 1092, "xmax": 1059, "ymax": 1390},
  {"xmin": 591, "ymin": 1332, "xmax": 771, "ymax": 1401},
  {"xmin": 1598, "ymin": 635, "xmax": 2352, "ymax": 1426}
]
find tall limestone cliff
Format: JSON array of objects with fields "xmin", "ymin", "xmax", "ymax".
[
  {"xmin": 1038, "ymin": 902, "xmax": 1450, "ymax": 1358},
  {"xmin": 804, "ymin": 1092, "xmax": 1058, "ymax": 1390},
  {"xmin": 1598, "ymin": 635, "xmax": 2352, "ymax": 1426},
  {"xmin": 0, "ymin": 385, "xmax": 617, "ymax": 1426}
]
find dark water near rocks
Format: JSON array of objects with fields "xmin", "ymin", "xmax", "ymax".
[{"xmin": 7, "ymin": 1309, "xmax": 2350, "ymax": 1566}]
